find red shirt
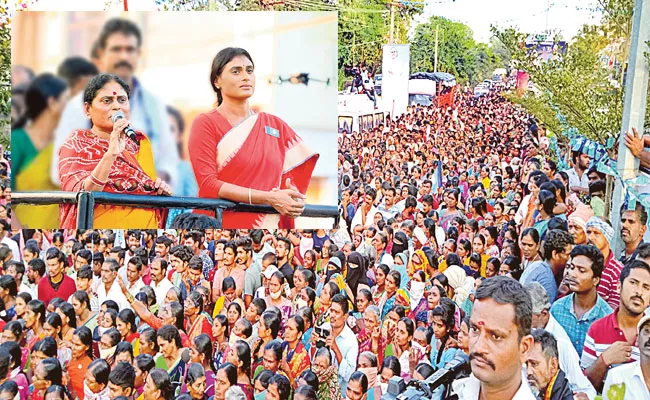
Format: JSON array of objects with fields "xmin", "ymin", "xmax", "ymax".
[
  {"xmin": 597, "ymin": 252, "xmax": 623, "ymax": 309},
  {"xmin": 37, "ymin": 275, "xmax": 77, "ymax": 308},
  {"xmin": 581, "ymin": 308, "xmax": 638, "ymax": 369}
]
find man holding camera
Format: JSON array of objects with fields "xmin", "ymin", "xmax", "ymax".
[
  {"xmin": 452, "ymin": 276, "xmax": 536, "ymax": 399},
  {"xmin": 311, "ymin": 293, "xmax": 358, "ymax": 394}
]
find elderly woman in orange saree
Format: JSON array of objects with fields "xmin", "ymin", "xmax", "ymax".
[
  {"xmin": 58, "ymin": 74, "xmax": 171, "ymax": 228},
  {"xmin": 189, "ymin": 47, "xmax": 319, "ymax": 229}
]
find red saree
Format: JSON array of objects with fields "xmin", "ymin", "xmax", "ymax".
[
  {"xmin": 58, "ymin": 129, "xmax": 166, "ymax": 228},
  {"xmin": 189, "ymin": 111, "xmax": 319, "ymax": 229}
]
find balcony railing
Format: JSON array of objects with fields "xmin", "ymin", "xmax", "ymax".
[{"xmin": 12, "ymin": 191, "xmax": 339, "ymax": 229}]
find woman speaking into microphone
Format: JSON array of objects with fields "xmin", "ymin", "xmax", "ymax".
[
  {"xmin": 189, "ymin": 47, "xmax": 319, "ymax": 229},
  {"xmin": 58, "ymin": 73, "xmax": 171, "ymax": 228}
]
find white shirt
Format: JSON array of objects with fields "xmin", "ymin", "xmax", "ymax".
[
  {"xmin": 334, "ymin": 325, "xmax": 359, "ymax": 394},
  {"xmin": 452, "ymin": 372, "xmax": 536, "ymax": 400},
  {"xmin": 18, "ymin": 283, "xmax": 35, "ymax": 299},
  {"xmin": 378, "ymin": 252, "xmax": 394, "ymax": 267},
  {"xmin": 545, "ymin": 315, "xmax": 597, "ymax": 399},
  {"xmin": 126, "ymin": 278, "xmax": 145, "ymax": 297},
  {"xmin": 96, "ymin": 280, "xmax": 130, "ymax": 311},
  {"xmin": 253, "ymin": 242, "xmax": 275, "ymax": 266},
  {"xmin": 1, "ymin": 236, "xmax": 20, "ymax": 262},
  {"xmin": 152, "ymin": 277, "xmax": 173, "ymax": 308},
  {"xmin": 351, "ymin": 205, "xmax": 379, "ymax": 228},
  {"xmin": 603, "ymin": 360, "xmax": 650, "ymax": 400},
  {"xmin": 565, "ymin": 167, "xmax": 589, "ymax": 192}
]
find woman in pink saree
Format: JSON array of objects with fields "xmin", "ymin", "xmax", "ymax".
[{"xmin": 189, "ymin": 47, "xmax": 319, "ymax": 229}]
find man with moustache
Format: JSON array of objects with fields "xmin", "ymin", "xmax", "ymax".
[
  {"xmin": 525, "ymin": 283, "xmax": 597, "ymax": 398},
  {"xmin": 452, "ymin": 276, "xmax": 536, "ymax": 399},
  {"xmin": 581, "ymin": 260, "xmax": 650, "ymax": 392},
  {"xmin": 525, "ymin": 329, "xmax": 577, "ymax": 400},
  {"xmin": 154, "ymin": 235, "xmax": 173, "ymax": 261},
  {"xmin": 603, "ymin": 312, "xmax": 650, "ymax": 399},
  {"xmin": 550, "ymin": 245, "xmax": 613, "ymax": 356},
  {"xmin": 50, "ymin": 17, "xmax": 179, "ymax": 190},
  {"xmin": 619, "ymin": 203, "xmax": 648, "ymax": 264}
]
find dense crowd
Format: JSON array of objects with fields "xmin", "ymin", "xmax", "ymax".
[
  {"xmin": 333, "ymin": 87, "xmax": 650, "ymax": 400},
  {"xmin": 2, "ymin": 85, "xmax": 650, "ymax": 400}
]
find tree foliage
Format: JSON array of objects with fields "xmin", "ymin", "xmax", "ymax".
[
  {"xmin": 492, "ymin": 0, "xmax": 649, "ymax": 147},
  {"xmin": 337, "ymin": 0, "xmax": 423, "ymax": 90},
  {"xmin": 410, "ymin": 16, "xmax": 502, "ymax": 84}
]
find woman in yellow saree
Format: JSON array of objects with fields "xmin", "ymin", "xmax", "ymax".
[
  {"xmin": 11, "ymin": 73, "xmax": 70, "ymax": 228},
  {"xmin": 58, "ymin": 74, "xmax": 171, "ymax": 228}
]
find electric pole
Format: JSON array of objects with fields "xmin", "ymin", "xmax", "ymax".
[
  {"xmin": 389, "ymin": 2, "xmax": 395, "ymax": 44},
  {"xmin": 611, "ymin": 0, "xmax": 650, "ymax": 255},
  {"xmin": 434, "ymin": 24, "xmax": 439, "ymax": 72}
]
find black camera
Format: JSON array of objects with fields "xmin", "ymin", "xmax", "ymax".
[{"xmin": 314, "ymin": 326, "xmax": 330, "ymax": 349}]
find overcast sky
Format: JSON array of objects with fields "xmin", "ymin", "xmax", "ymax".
[{"xmin": 415, "ymin": 0, "xmax": 603, "ymax": 43}]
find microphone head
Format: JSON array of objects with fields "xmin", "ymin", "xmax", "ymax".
[{"xmin": 111, "ymin": 110, "xmax": 126, "ymax": 123}]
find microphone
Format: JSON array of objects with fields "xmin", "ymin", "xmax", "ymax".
[
  {"xmin": 419, "ymin": 352, "xmax": 470, "ymax": 395},
  {"xmin": 110, "ymin": 110, "xmax": 139, "ymax": 144}
]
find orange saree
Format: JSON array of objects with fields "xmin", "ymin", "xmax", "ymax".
[{"xmin": 189, "ymin": 111, "xmax": 318, "ymax": 229}]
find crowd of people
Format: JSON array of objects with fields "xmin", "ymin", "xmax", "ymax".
[
  {"xmin": 7, "ymin": 46, "xmax": 650, "ymax": 400},
  {"xmin": 334, "ymin": 86, "xmax": 650, "ymax": 400}
]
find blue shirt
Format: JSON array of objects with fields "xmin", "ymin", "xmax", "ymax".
[
  {"xmin": 550, "ymin": 293, "xmax": 613, "ymax": 356},
  {"xmin": 520, "ymin": 261, "xmax": 558, "ymax": 302}
]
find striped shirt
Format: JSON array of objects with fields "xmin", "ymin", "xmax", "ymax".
[
  {"xmin": 550, "ymin": 293, "xmax": 613, "ymax": 356},
  {"xmin": 581, "ymin": 309, "xmax": 639, "ymax": 372},
  {"xmin": 597, "ymin": 252, "xmax": 624, "ymax": 309}
]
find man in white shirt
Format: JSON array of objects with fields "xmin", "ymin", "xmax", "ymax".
[
  {"xmin": 124, "ymin": 256, "xmax": 145, "ymax": 297},
  {"xmin": 525, "ymin": 282, "xmax": 597, "ymax": 398},
  {"xmin": 452, "ymin": 277, "xmax": 536, "ymax": 400},
  {"xmin": 96, "ymin": 258, "xmax": 130, "ymax": 311},
  {"xmin": 4, "ymin": 261, "xmax": 34, "ymax": 298},
  {"xmin": 352, "ymin": 188, "xmax": 379, "ymax": 234},
  {"xmin": 0, "ymin": 221, "xmax": 19, "ymax": 262},
  {"xmin": 311, "ymin": 293, "xmax": 358, "ymax": 394},
  {"xmin": 150, "ymin": 257, "xmax": 173, "ymax": 308},
  {"xmin": 565, "ymin": 150, "xmax": 590, "ymax": 195},
  {"xmin": 603, "ymin": 313, "xmax": 650, "ymax": 399}
]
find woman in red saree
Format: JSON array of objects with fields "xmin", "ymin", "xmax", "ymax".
[
  {"xmin": 189, "ymin": 47, "xmax": 319, "ymax": 229},
  {"xmin": 184, "ymin": 291, "xmax": 213, "ymax": 342},
  {"xmin": 58, "ymin": 74, "xmax": 171, "ymax": 228}
]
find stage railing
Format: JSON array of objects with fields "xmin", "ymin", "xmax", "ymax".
[{"xmin": 12, "ymin": 191, "xmax": 339, "ymax": 229}]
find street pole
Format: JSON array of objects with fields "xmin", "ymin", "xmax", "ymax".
[
  {"xmin": 611, "ymin": 0, "xmax": 650, "ymax": 255},
  {"xmin": 389, "ymin": 2, "xmax": 395, "ymax": 44},
  {"xmin": 123, "ymin": 0, "xmax": 128, "ymax": 10},
  {"xmin": 434, "ymin": 24, "xmax": 439, "ymax": 72}
]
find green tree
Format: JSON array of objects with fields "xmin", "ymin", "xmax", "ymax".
[
  {"xmin": 337, "ymin": 0, "xmax": 424, "ymax": 90},
  {"xmin": 410, "ymin": 16, "xmax": 502, "ymax": 84},
  {"xmin": 492, "ymin": 0, "xmax": 649, "ymax": 147}
]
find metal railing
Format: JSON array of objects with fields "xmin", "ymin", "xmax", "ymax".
[{"xmin": 12, "ymin": 191, "xmax": 338, "ymax": 229}]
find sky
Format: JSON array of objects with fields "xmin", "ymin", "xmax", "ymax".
[{"xmin": 416, "ymin": 0, "xmax": 604, "ymax": 43}]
